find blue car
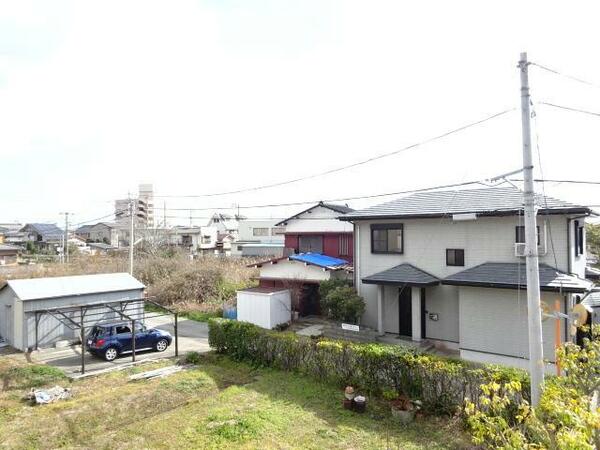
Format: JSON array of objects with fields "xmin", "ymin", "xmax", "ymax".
[{"xmin": 86, "ymin": 322, "xmax": 173, "ymax": 361}]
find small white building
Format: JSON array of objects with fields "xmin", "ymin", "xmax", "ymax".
[
  {"xmin": 0, "ymin": 273, "xmax": 145, "ymax": 351},
  {"xmin": 237, "ymin": 287, "xmax": 291, "ymax": 329},
  {"xmin": 230, "ymin": 220, "xmax": 285, "ymax": 258}
]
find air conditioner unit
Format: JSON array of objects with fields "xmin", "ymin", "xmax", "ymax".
[{"xmin": 515, "ymin": 243, "xmax": 527, "ymax": 257}]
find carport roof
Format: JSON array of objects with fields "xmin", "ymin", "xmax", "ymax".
[
  {"xmin": 1, "ymin": 272, "xmax": 145, "ymax": 301},
  {"xmin": 362, "ymin": 263, "xmax": 440, "ymax": 286},
  {"xmin": 442, "ymin": 262, "xmax": 595, "ymax": 293}
]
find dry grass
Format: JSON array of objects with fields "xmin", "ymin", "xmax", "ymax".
[{"xmin": 0, "ymin": 254, "xmax": 259, "ymax": 313}]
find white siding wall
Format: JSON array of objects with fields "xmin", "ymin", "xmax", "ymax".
[
  {"xmin": 259, "ymin": 260, "xmax": 332, "ymax": 282},
  {"xmin": 283, "ymin": 206, "xmax": 353, "ymax": 233},
  {"xmin": 459, "ymin": 287, "xmax": 565, "ymax": 362},
  {"xmin": 0, "ymin": 287, "xmax": 16, "ymax": 345},
  {"xmin": 357, "ymin": 214, "xmax": 571, "ymax": 336}
]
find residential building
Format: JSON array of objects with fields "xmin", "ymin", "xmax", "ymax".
[
  {"xmin": 139, "ymin": 183, "xmax": 155, "ymax": 228},
  {"xmin": 207, "ymin": 213, "xmax": 246, "ymax": 238},
  {"xmin": 230, "ymin": 220, "xmax": 285, "ymax": 257},
  {"xmin": 341, "ymin": 187, "xmax": 595, "ymax": 370},
  {"xmin": 251, "ymin": 253, "xmax": 353, "ymax": 316},
  {"xmin": 275, "ymin": 202, "xmax": 355, "ymax": 262},
  {"xmin": 20, "ymin": 223, "xmax": 63, "ymax": 251},
  {"xmin": 169, "ymin": 226, "xmax": 218, "ymax": 254}
]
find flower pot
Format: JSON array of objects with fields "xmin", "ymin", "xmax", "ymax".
[
  {"xmin": 391, "ymin": 407, "xmax": 415, "ymax": 424},
  {"xmin": 342, "ymin": 399, "xmax": 353, "ymax": 410},
  {"xmin": 353, "ymin": 396, "xmax": 366, "ymax": 413}
]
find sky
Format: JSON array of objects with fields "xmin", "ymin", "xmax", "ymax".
[{"xmin": 1, "ymin": 0, "xmax": 600, "ymax": 228}]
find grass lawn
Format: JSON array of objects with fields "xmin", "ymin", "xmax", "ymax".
[{"xmin": 0, "ymin": 354, "xmax": 471, "ymax": 449}]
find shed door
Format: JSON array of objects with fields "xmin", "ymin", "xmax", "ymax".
[{"xmin": 398, "ymin": 287, "xmax": 412, "ymax": 336}]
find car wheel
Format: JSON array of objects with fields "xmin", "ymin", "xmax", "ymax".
[
  {"xmin": 104, "ymin": 347, "xmax": 119, "ymax": 361},
  {"xmin": 155, "ymin": 339, "xmax": 168, "ymax": 352}
]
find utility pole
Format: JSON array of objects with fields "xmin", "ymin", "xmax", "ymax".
[
  {"xmin": 129, "ymin": 198, "xmax": 135, "ymax": 275},
  {"xmin": 519, "ymin": 52, "xmax": 544, "ymax": 406},
  {"xmin": 60, "ymin": 212, "xmax": 72, "ymax": 264}
]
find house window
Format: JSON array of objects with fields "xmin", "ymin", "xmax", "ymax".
[
  {"xmin": 339, "ymin": 235, "xmax": 350, "ymax": 256},
  {"xmin": 515, "ymin": 225, "xmax": 540, "ymax": 245},
  {"xmin": 253, "ymin": 228, "xmax": 269, "ymax": 237},
  {"xmin": 271, "ymin": 227, "xmax": 285, "ymax": 235},
  {"xmin": 299, "ymin": 235, "xmax": 323, "ymax": 253},
  {"xmin": 446, "ymin": 249, "xmax": 465, "ymax": 266},
  {"xmin": 371, "ymin": 224, "xmax": 403, "ymax": 254},
  {"xmin": 574, "ymin": 220, "xmax": 585, "ymax": 256}
]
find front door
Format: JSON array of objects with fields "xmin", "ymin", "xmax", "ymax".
[{"xmin": 398, "ymin": 287, "xmax": 412, "ymax": 336}]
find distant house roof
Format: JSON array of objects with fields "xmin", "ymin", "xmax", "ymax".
[
  {"xmin": 583, "ymin": 292, "xmax": 600, "ymax": 308},
  {"xmin": 251, "ymin": 252, "xmax": 352, "ymax": 271},
  {"xmin": 362, "ymin": 263, "xmax": 439, "ymax": 286},
  {"xmin": 275, "ymin": 201, "xmax": 355, "ymax": 226},
  {"xmin": 0, "ymin": 244, "xmax": 22, "ymax": 253},
  {"xmin": 20, "ymin": 223, "xmax": 64, "ymax": 241},
  {"xmin": 76, "ymin": 224, "xmax": 94, "ymax": 234},
  {"xmin": 341, "ymin": 187, "xmax": 592, "ymax": 221},
  {"xmin": 442, "ymin": 262, "xmax": 595, "ymax": 293},
  {"xmin": 0, "ymin": 273, "xmax": 145, "ymax": 301}
]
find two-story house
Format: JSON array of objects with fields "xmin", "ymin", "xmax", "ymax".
[
  {"xmin": 341, "ymin": 187, "xmax": 595, "ymax": 370},
  {"xmin": 229, "ymin": 220, "xmax": 285, "ymax": 257},
  {"xmin": 276, "ymin": 201, "xmax": 355, "ymax": 262}
]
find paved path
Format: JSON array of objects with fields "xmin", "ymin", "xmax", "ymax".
[{"xmin": 10, "ymin": 316, "xmax": 210, "ymax": 376}]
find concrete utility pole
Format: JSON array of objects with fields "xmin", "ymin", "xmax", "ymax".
[
  {"xmin": 129, "ymin": 198, "xmax": 135, "ymax": 275},
  {"xmin": 60, "ymin": 212, "xmax": 71, "ymax": 264},
  {"xmin": 519, "ymin": 52, "xmax": 545, "ymax": 406}
]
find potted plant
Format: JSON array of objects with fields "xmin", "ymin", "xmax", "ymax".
[
  {"xmin": 343, "ymin": 386, "xmax": 355, "ymax": 409},
  {"xmin": 382, "ymin": 390, "xmax": 421, "ymax": 424}
]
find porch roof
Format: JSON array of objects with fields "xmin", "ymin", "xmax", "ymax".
[
  {"xmin": 442, "ymin": 262, "xmax": 596, "ymax": 293},
  {"xmin": 362, "ymin": 263, "xmax": 440, "ymax": 286}
]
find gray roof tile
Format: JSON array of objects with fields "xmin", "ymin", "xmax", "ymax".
[
  {"xmin": 362, "ymin": 263, "xmax": 439, "ymax": 286},
  {"xmin": 442, "ymin": 262, "xmax": 594, "ymax": 293},
  {"xmin": 341, "ymin": 187, "xmax": 590, "ymax": 220}
]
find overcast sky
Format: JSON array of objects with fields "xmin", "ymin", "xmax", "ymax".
[{"xmin": 1, "ymin": 1, "xmax": 599, "ymax": 227}]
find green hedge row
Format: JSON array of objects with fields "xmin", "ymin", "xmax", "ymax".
[{"xmin": 208, "ymin": 318, "xmax": 529, "ymax": 413}]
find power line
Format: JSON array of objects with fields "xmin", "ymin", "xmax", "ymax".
[
  {"xmin": 530, "ymin": 61, "xmax": 600, "ymax": 89},
  {"xmin": 538, "ymin": 101, "xmax": 600, "ymax": 118},
  {"xmin": 153, "ymin": 108, "xmax": 515, "ymax": 198}
]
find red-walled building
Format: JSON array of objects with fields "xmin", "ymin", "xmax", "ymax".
[{"xmin": 275, "ymin": 202, "xmax": 355, "ymax": 262}]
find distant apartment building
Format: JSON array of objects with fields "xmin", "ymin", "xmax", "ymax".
[{"xmin": 114, "ymin": 184, "xmax": 155, "ymax": 231}]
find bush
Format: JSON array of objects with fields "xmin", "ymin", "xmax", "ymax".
[
  {"xmin": 465, "ymin": 325, "xmax": 600, "ymax": 449},
  {"xmin": 318, "ymin": 279, "xmax": 350, "ymax": 301},
  {"xmin": 184, "ymin": 351, "xmax": 203, "ymax": 365},
  {"xmin": 208, "ymin": 318, "xmax": 528, "ymax": 414},
  {"xmin": 321, "ymin": 286, "xmax": 365, "ymax": 323}
]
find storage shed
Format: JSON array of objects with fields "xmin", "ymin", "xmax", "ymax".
[
  {"xmin": 237, "ymin": 287, "xmax": 291, "ymax": 329},
  {"xmin": 0, "ymin": 273, "xmax": 145, "ymax": 351}
]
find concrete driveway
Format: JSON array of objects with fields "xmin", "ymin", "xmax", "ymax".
[{"xmin": 20, "ymin": 316, "xmax": 210, "ymax": 376}]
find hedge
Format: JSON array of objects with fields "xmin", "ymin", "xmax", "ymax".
[{"xmin": 208, "ymin": 318, "xmax": 529, "ymax": 413}]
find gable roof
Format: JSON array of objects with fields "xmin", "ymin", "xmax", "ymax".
[
  {"xmin": 1, "ymin": 273, "xmax": 145, "ymax": 301},
  {"xmin": 442, "ymin": 262, "xmax": 595, "ymax": 293},
  {"xmin": 20, "ymin": 223, "xmax": 64, "ymax": 240},
  {"xmin": 76, "ymin": 224, "xmax": 95, "ymax": 234},
  {"xmin": 362, "ymin": 263, "xmax": 439, "ymax": 286},
  {"xmin": 340, "ymin": 187, "xmax": 591, "ymax": 221},
  {"xmin": 275, "ymin": 201, "xmax": 355, "ymax": 226}
]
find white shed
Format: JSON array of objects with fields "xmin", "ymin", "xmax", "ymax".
[
  {"xmin": 0, "ymin": 273, "xmax": 145, "ymax": 351},
  {"xmin": 236, "ymin": 287, "xmax": 291, "ymax": 329}
]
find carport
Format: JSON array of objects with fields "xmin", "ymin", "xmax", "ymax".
[{"xmin": 30, "ymin": 296, "xmax": 179, "ymax": 374}]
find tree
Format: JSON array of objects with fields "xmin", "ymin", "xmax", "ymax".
[{"xmin": 585, "ymin": 223, "xmax": 600, "ymax": 262}]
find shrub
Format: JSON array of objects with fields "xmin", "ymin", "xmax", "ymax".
[
  {"xmin": 318, "ymin": 279, "xmax": 350, "ymax": 301},
  {"xmin": 184, "ymin": 351, "xmax": 203, "ymax": 365},
  {"xmin": 321, "ymin": 286, "xmax": 365, "ymax": 323},
  {"xmin": 208, "ymin": 318, "xmax": 527, "ymax": 414},
  {"xmin": 464, "ymin": 325, "xmax": 600, "ymax": 449}
]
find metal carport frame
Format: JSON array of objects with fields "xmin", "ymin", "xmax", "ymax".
[{"xmin": 31, "ymin": 297, "xmax": 178, "ymax": 374}]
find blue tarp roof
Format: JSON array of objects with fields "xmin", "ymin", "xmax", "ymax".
[{"xmin": 289, "ymin": 253, "xmax": 348, "ymax": 268}]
